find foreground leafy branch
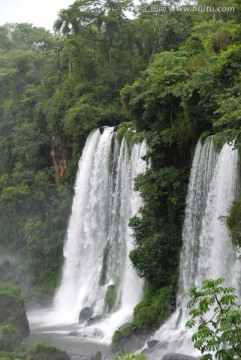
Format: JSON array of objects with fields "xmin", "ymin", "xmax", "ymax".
[{"xmin": 184, "ymin": 278, "xmax": 241, "ymax": 359}]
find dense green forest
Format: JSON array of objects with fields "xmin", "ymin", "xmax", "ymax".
[{"xmin": 0, "ymin": 0, "xmax": 241, "ymax": 332}]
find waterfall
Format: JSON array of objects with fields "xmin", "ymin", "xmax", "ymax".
[
  {"xmin": 43, "ymin": 127, "xmax": 146, "ymax": 339},
  {"xmin": 149, "ymin": 137, "xmax": 240, "ymax": 357}
]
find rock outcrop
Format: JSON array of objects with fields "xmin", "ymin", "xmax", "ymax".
[
  {"xmin": 0, "ymin": 324, "xmax": 22, "ymax": 352},
  {"xmin": 0, "ymin": 280, "xmax": 30, "ymax": 337},
  {"xmin": 27, "ymin": 342, "xmax": 71, "ymax": 360},
  {"xmin": 79, "ymin": 307, "xmax": 94, "ymax": 323},
  {"xmin": 90, "ymin": 351, "xmax": 102, "ymax": 360},
  {"xmin": 147, "ymin": 339, "xmax": 161, "ymax": 349},
  {"xmin": 162, "ymin": 353, "xmax": 197, "ymax": 360},
  {"xmin": 112, "ymin": 323, "xmax": 149, "ymax": 352}
]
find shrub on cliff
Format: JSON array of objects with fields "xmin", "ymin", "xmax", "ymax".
[{"xmin": 0, "ymin": 324, "xmax": 22, "ymax": 352}]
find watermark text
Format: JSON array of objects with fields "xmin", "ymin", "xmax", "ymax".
[{"xmin": 141, "ymin": 4, "xmax": 235, "ymax": 13}]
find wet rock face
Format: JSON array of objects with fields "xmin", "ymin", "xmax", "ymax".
[
  {"xmin": 79, "ymin": 307, "xmax": 94, "ymax": 323},
  {"xmin": 0, "ymin": 281, "xmax": 30, "ymax": 337},
  {"xmin": 86, "ymin": 314, "xmax": 108, "ymax": 326},
  {"xmin": 117, "ymin": 333, "xmax": 147, "ymax": 351},
  {"xmin": 0, "ymin": 259, "xmax": 21, "ymax": 285},
  {"xmin": 69, "ymin": 331, "xmax": 79, "ymax": 336},
  {"xmin": 147, "ymin": 339, "xmax": 161, "ymax": 349},
  {"xmin": 161, "ymin": 353, "xmax": 197, "ymax": 360},
  {"xmin": 90, "ymin": 351, "xmax": 102, "ymax": 360},
  {"xmin": 92, "ymin": 328, "xmax": 105, "ymax": 339},
  {"xmin": 112, "ymin": 326, "xmax": 149, "ymax": 352},
  {"xmin": 0, "ymin": 260, "xmax": 11, "ymax": 281}
]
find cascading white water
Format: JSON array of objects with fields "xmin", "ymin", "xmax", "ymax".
[
  {"xmin": 149, "ymin": 137, "xmax": 240, "ymax": 357},
  {"xmin": 37, "ymin": 127, "xmax": 147, "ymax": 340}
]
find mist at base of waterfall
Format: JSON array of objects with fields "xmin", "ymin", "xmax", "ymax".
[{"xmin": 24, "ymin": 319, "xmax": 112, "ymax": 360}]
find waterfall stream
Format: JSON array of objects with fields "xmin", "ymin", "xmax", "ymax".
[
  {"xmin": 148, "ymin": 137, "xmax": 240, "ymax": 358},
  {"xmin": 28, "ymin": 126, "xmax": 147, "ymax": 345},
  {"xmin": 28, "ymin": 133, "xmax": 240, "ymax": 358}
]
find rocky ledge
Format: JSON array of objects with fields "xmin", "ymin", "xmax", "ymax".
[
  {"xmin": 0, "ymin": 280, "xmax": 29, "ymax": 337},
  {"xmin": 161, "ymin": 353, "xmax": 198, "ymax": 360}
]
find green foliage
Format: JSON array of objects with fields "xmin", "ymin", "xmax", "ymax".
[
  {"xmin": 121, "ymin": 50, "xmax": 192, "ymax": 135},
  {"xmin": 26, "ymin": 342, "xmax": 70, "ymax": 360},
  {"xmin": 132, "ymin": 286, "xmax": 174, "ymax": 330},
  {"xmin": 104, "ymin": 284, "xmax": 119, "ymax": 314},
  {"xmin": 212, "ymin": 132, "xmax": 234, "ymax": 152},
  {"xmin": 184, "ymin": 35, "xmax": 205, "ymax": 56},
  {"xmin": 185, "ymin": 278, "xmax": 241, "ymax": 359},
  {"xmin": 227, "ymin": 197, "xmax": 241, "ymax": 248},
  {"xmin": 213, "ymin": 45, "xmax": 241, "ymax": 84},
  {"xmin": 200, "ymin": 131, "xmax": 211, "ymax": 144},
  {"xmin": 0, "ymin": 325, "xmax": 22, "ymax": 352},
  {"xmin": 0, "ymin": 351, "xmax": 25, "ymax": 360},
  {"xmin": 0, "ymin": 340, "xmax": 70, "ymax": 360},
  {"xmin": 112, "ymin": 323, "xmax": 136, "ymax": 345},
  {"xmin": 0, "ymin": 155, "xmax": 72, "ymax": 291},
  {"xmin": 112, "ymin": 285, "xmax": 174, "ymax": 347},
  {"xmin": 116, "ymin": 122, "xmax": 134, "ymax": 144},
  {"xmin": 116, "ymin": 121, "xmax": 137, "ymax": 155},
  {"xmin": 0, "ymin": 281, "xmax": 21, "ymax": 300},
  {"xmin": 212, "ymin": 87, "xmax": 241, "ymax": 149},
  {"xmin": 129, "ymin": 167, "xmax": 187, "ymax": 288},
  {"xmin": 114, "ymin": 351, "xmax": 147, "ymax": 360}
]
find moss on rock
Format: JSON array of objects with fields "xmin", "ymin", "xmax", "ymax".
[
  {"xmin": 104, "ymin": 284, "xmax": 119, "ymax": 313},
  {"xmin": 114, "ymin": 352, "xmax": 147, "ymax": 360},
  {"xmin": 0, "ymin": 351, "xmax": 25, "ymax": 359},
  {"xmin": 133, "ymin": 286, "xmax": 173, "ymax": 330},
  {"xmin": 0, "ymin": 324, "xmax": 22, "ymax": 352},
  {"xmin": 116, "ymin": 122, "xmax": 134, "ymax": 144},
  {"xmin": 26, "ymin": 342, "xmax": 70, "ymax": 360},
  {"xmin": 227, "ymin": 196, "xmax": 241, "ymax": 248},
  {"xmin": 0, "ymin": 281, "xmax": 29, "ymax": 337},
  {"xmin": 112, "ymin": 286, "xmax": 174, "ymax": 351},
  {"xmin": 112, "ymin": 323, "xmax": 136, "ymax": 345}
]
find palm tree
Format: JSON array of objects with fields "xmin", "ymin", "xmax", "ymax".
[
  {"xmin": 53, "ymin": 1, "xmax": 103, "ymax": 78},
  {"xmin": 53, "ymin": 0, "xmax": 102, "ymax": 36}
]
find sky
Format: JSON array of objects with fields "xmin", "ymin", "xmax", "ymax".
[
  {"xmin": 0, "ymin": 0, "xmax": 82, "ymax": 32},
  {"xmin": 0, "ymin": 0, "xmax": 142, "ymax": 32}
]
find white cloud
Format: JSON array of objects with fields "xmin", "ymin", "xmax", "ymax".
[{"xmin": 0, "ymin": 0, "xmax": 74, "ymax": 31}]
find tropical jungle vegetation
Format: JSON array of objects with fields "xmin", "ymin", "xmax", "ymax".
[{"xmin": 0, "ymin": 0, "xmax": 241, "ymax": 345}]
